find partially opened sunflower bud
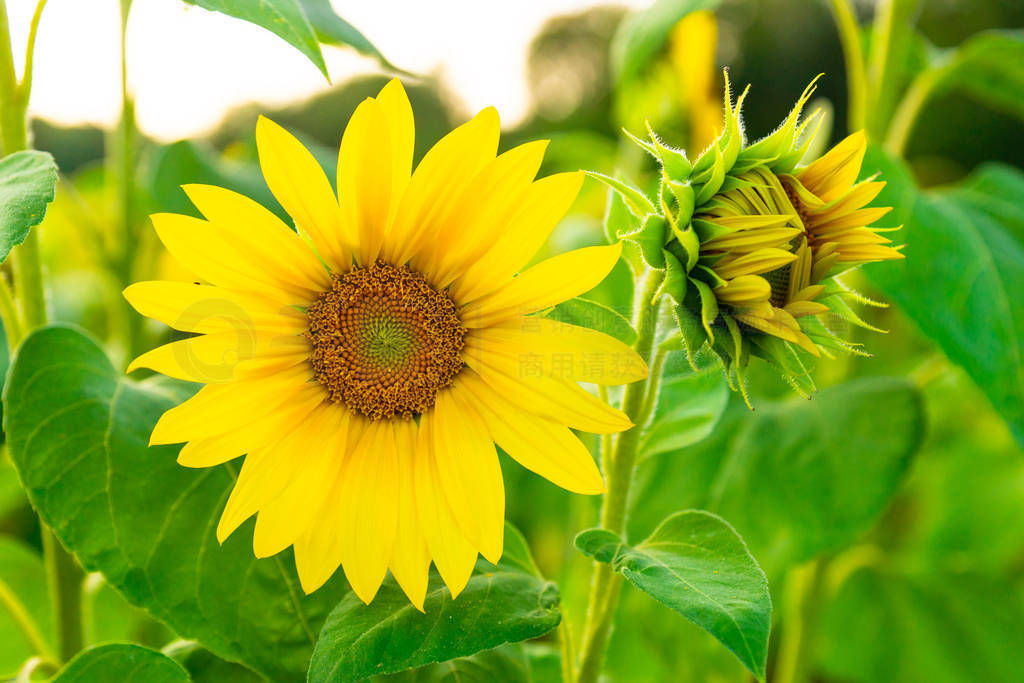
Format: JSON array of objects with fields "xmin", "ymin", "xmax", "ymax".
[{"xmin": 597, "ymin": 73, "xmax": 904, "ymax": 403}]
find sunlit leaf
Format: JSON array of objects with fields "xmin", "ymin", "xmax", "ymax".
[
  {"xmin": 0, "ymin": 150, "xmax": 58, "ymax": 263},
  {"xmin": 299, "ymin": 0, "xmax": 403, "ymax": 72},
  {"xmin": 309, "ymin": 524, "xmax": 559, "ymax": 682},
  {"xmin": 52, "ymin": 643, "xmax": 189, "ymax": 682},
  {"xmin": 183, "ymin": 0, "xmax": 328, "ymax": 77},
  {"xmin": 575, "ymin": 510, "xmax": 771, "ymax": 680},
  {"xmin": 3, "ymin": 326, "xmax": 347, "ymax": 682}
]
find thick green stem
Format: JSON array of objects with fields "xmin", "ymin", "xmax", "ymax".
[
  {"xmin": 884, "ymin": 66, "xmax": 941, "ymax": 157},
  {"xmin": 773, "ymin": 559, "xmax": 824, "ymax": 683},
  {"xmin": 1, "ymin": 0, "xmax": 85, "ymax": 663},
  {"xmin": 42, "ymin": 531, "xmax": 84, "ymax": 662},
  {"xmin": 576, "ymin": 268, "xmax": 664, "ymax": 683},
  {"xmin": 827, "ymin": 0, "xmax": 868, "ymax": 132}
]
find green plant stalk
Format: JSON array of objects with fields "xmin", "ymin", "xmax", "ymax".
[
  {"xmin": 0, "ymin": 274, "xmax": 22, "ymax": 348},
  {"xmin": 0, "ymin": 574, "xmax": 56, "ymax": 663},
  {"xmin": 884, "ymin": 66, "xmax": 941, "ymax": 157},
  {"xmin": 0, "ymin": 0, "xmax": 85, "ymax": 664},
  {"xmin": 575, "ymin": 268, "xmax": 664, "ymax": 683},
  {"xmin": 773, "ymin": 559, "xmax": 824, "ymax": 683},
  {"xmin": 827, "ymin": 0, "xmax": 868, "ymax": 132}
]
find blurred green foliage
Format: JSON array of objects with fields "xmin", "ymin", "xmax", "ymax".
[{"xmin": 0, "ymin": 0, "xmax": 1021, "ymax": 680}]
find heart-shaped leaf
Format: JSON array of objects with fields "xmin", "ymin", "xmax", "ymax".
[
  {"xmin": 576, "ymin": 510, "xmax": 771, "ymax": 680},
  {"xmin": 3, "ymin": 325, "xmax": 347, "ymax": 682},
  {"xmin": 0, "ymin": 151, "xmax": 58, "ymax": 263}
]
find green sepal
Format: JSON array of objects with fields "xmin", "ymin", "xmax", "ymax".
[
  {"xmin": 670, "ymin": 222, "xmax": 701, "ymax": 271},
  {"xmin": 718, "ymin": 79, "xmax": 748, "ymax": 171},
  {"xmin": 729, "ymin": 155, "xmax": 779, "ymax": 176},
  {"xmin": 822, "ymin": 294, "xmax": 888, "ymax": 334},
  {"xmin": 602, "ymin": 190, "xmax": 639, "ymax": 245},
  {"xmin": 669, "ymin": 180, "xmax": 696, "ymax": 225},
  {"xmin": 672, "ymin": 303, "xmax": 710, "ymax": 370},
  {"xmin": 690, "ymin": 276, "xmax": 719, "ymax": 344},
  {"xmin": 653, "ymin": 250, "xmax": 688, "ymax": 305},
  {"xmin": 694, "ymin": 265, "xmax": 728, "ymax": 289},
  {"xmin": 647, "ymin": 123, "xmax": 692, "ymax": 179},
  {"xmin": 824, "ymin": 277, "xmax": 887, "ymax": 307},
  {"xmin": 620, "ymin": 214, "xmax": 668, "ymax": 268},
  {"xmin": 799, "ymin": 316, "xmax": 871, "ymax": 358},
  {"xmin": 721, "ymin": 314, "xmax": 753, "ymax": 409},
  {"xmin": 772, "ymin": 110, "xmax": 824, "ymax": 175},
  {"xmin": 587, "ymin": 171, "xmax": 657, "ymax": 217},
  {"xmin": 748, "ymin": 335, "xmax": 817, "ymax": 398},
  {"xmin": 694, "ymin": 143, "xmax": 726, "ymax": 206},
  {"xmin": 719, "ymin": 174, "xmax": 761, "ymax": 193},
  {"xmin": 741, "ymin": 76, "xmax": 820, "ymax": 167},
  {"xmin": 692, "ymin": 217, "xmax": 737, "ymax": 242},
  {"xmin": 622, "ymin": 126, "xmax": 659, "ymax": 158}
]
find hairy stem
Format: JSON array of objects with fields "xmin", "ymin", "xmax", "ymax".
[
  {"xmin": 884, "ymin": 66, "xmax": 941, "ymax": 157},
  {"xmin": 576, "ymin": 268, "xmax": 664, "ymax": 683},
  {"xmin": 773, "ymin": 559, "xmax": 824, "ymax": 683}
]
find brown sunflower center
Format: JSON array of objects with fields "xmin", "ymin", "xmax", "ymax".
[{"xmin": 306, "ymin": 261, "xmax": 466, "ymax": 420}]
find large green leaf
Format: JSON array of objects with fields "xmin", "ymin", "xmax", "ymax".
[
  {"xmin": 53, "ymin": 644, "xmax": 189, "ymax": 682},
  {"xmin": 819, "ymin": 568, "xmax": 1024, "ymax": 683},
  {"xmin": 299, "ymin": 0, "xmax": 402, "ymax": 72},
  {"xmin": 639, "ymin": 360, "xmax": 728, "ymax": 458},
  {"xmin": 184, "ymin": 0, "xmax": 328, "ymax": 77},
  {"xmin": 0, "ymin": 150, "xmax": 58, "ymax": 263},
  {"xmin": 610, "ymin": 0, "xmax": 719, "ymax": 84},
  {"xmin": 376, "ymin": 644, "xmax": 535, "ymax": 682},
  {"xmin": 0, "ymin": 536, "xmax": 54, "ymax": 677},
  {"xmin": 309, "ymin": 524, "xmax": 560, "ymax": 683},
  {"xmin": 575, "ymin": 510, "xmax": 771, "ymax": 680},
  {"xmin": 2, "ymin": 325, "xmax": 347, "ymax": 682},
  {"xmin": 629, "ymin": 377, "xmax": 924, "ymax": 572},
  {"xmin": 930, "ymin": 30, "xmax": 1024, "ymax": 123},
  {"xmin": 866, "ymin": 149, "xmax": 1024, "ymax": 445}
]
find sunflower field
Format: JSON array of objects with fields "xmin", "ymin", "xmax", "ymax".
[{"xmin": 0, "ymin": 0, "xmax": 1022, "ymax": 681}]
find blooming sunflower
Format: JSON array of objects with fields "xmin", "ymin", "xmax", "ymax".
[
  {"xmin": 124, "ymin": 79, "xmax": 646, "ymax": 609},
  {"xmin": 601, "ymin": 74, "xmax": 902, "ymax": 401}
]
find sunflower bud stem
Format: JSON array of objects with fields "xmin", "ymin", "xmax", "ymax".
[{"xmin": 576, "ymin": 267, "xmax": 665, "ymax": 683}]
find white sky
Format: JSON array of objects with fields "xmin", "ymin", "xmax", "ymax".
[{"xmin": 5, "ymin": 0, "xmax": 647, "ymax": 141}]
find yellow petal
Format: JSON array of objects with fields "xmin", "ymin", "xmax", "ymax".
[
  {"xmin": 414, "ymin": 412, "xmax": 478, "ymax": 598},
  {"xmin": 463, "ymin": 335, "xmax": 632, "ymax": 434},
  {"xmin": 150, "ymin": 363, "xmax": 319, "ymax": 445},
  {"xmin": 418, "ymin": 140, "xmax": 548, "ymax": 287},
  {"xmin": 386, "ymin": 107, "xmax": 500, "ymax": 265},
  {"xmin": 183, "ymin": 184, "xmax": 331, "ymax": 291},
  {"xmin": 467, "ymin": 318, "xmax": 647, "ymax": 385},
  {"xmin": 797, "ymin": 131, "xmax": 867, "ymax": 203},
  {"xmin": 714, "ymin": 275, "xmax": 772, "ymax": 305},
  {"xmin": 255, "ymin": 116, "xmax": 351, "ymax": 270},
  {"xmin": 703, "ymin": 226, "xmax": 803, "ymax": 253},
  {"xmin": 294, "ymin": 469, "xmax": 347, "ymax": 594},
  {"xmin": 389, "ymin": 419, "xmax": 430, "ymax": 610},
  {"xmin": 176, "ymin": 388, "xmax": 326, "ymax": 468},
  {"xmin": 340, "ymin": 97, "xmax": 395, "ymax": 266},
  {"xmin": 712, "ymin": 248, "xmax": 798, "ymax": 280},
  {"xmin": 453, "ymin": 171, "xmax": 585, "ymax": 304},
  {"xmin": 461, "ymin": 243, "xmax": 623, "ymax": 328},
  {"xmin": 430, "ymin": 387, "xmax": 505, "ymax": 564},
  {"xmin": 338, "ymin": 418, "xmax": 400, "ymax": 604},
  {"xmin": 152, "ymin": 212, "xmax": 320, "ymax": 302},
  {"xmin": 375, "ymin": 78, "xmax": 415, "ymax": 212},
  {"xmin": 252, "ymin": 406, "xmax": 349, "ymax": 558},
  {"xmin": 123, "ymin": 281, "xmax": 305, "ymax": 335},
  {"xmin": 127, "ymin": 331, "xmax": 307, "ymax": 383},
  {"xmin": 458, "ymin": 368, "xmax": 605, "ymax": 494}
]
